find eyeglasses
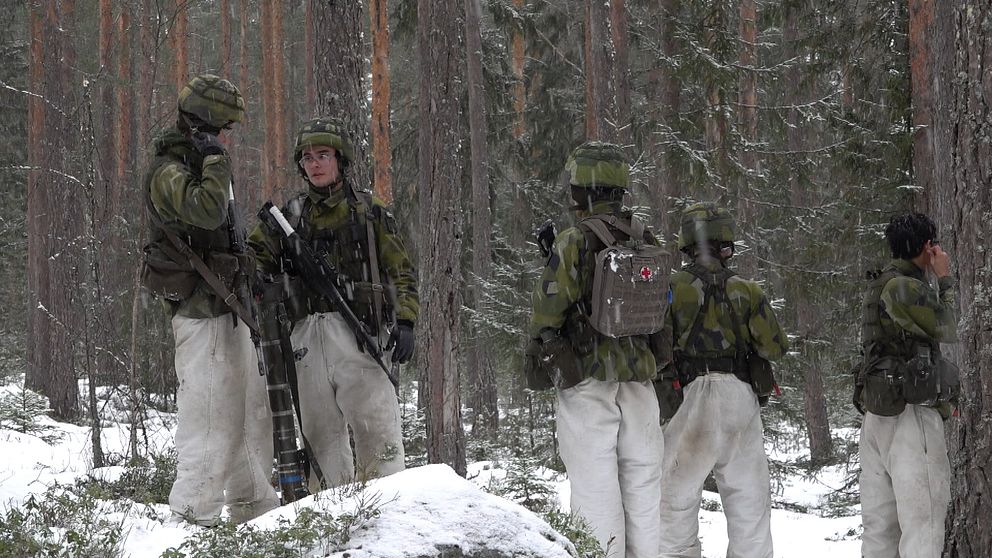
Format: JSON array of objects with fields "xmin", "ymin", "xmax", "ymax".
[{"xmin": 299, "ymin": 152, "xmax": 334, "ymax": 166}]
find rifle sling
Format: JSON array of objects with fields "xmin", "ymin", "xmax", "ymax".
[{"xmin": 145, "ymin": 194, "xmax": 259, "ymax": 333}]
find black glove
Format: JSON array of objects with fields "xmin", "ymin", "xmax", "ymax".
[
  {"xmin": 385, "ymin": 321, "xmax": 415, "ymax": 363},
  {"xmin": 190, "ymin": 131, "xmax": 226, "ymax": 157}
]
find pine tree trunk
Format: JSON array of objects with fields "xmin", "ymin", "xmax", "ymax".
[
  {"xmin": 305, "ymin": 0, "xmax": 315, "ymax": 110},
  {"xmin": 908, "ymin": 0, "xmax": 934, "ymax": 205},
  {"xmin": 464, "ymin": 0, "xmax": 498, "ymax": 439},
  {"xmin": 418, "ymin": 0, "xmax": 467, "ymax": 477},
  {"xmin": 313, "ymin": 0, "xmax": 369, "ymax": 190},
  {"xmin": 646, "ymin": 0, "xmax": 681, "ymax": 241},
  {"xmin": 369, "ymin": 0, "xmax": 392, "ymax": 202},
  {"xmin": 934, "ymin": 2, "xmax": 992, "ymax": 555},
  {"xmin": 584, "ymin": 0, "xmax": 616, "ymax": 141},
  {"xmin": 610, "ymin": 0, "xmax": 630, "ymax": 145},
  {"xmin": 26, "ymin": 0, "xmax": 80, "ymax": 421},
  {"xmin": 220, "ymin": 0, "xmax": 231, "ymax": 78},
  {"xmin": 784, "ymin": 2, "xmax": 831, "ymax": 465},
  {"xmin": 703, "ymin": 5, "xmax": 728, "ymax": 178}
]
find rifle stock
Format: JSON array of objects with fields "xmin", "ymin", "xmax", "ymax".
[
  {"xmin": 227, "ymin": 185, "xmax": 310, "ymax": 504},
  {"xmin": 258, "ymin": 202, "xmax": 397, "ymax": 388}
]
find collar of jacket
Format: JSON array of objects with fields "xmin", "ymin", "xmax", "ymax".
[
  {"xmin": 890, "ymin": 258, "xmax": 925, "ymax": 281},
  {"xmin": 307, "ymin": 180, "xmax": 348, "ymax": 207},
  {"xmin": 688, "ymin": 256, "xmax": 727, "ymax": 273},
  {"xmin": 575, "ymin": 200, "xmax": 624, "ymax": 220},
  {"xmin": 154, "ymin": 127, "xmax": 199, "ymax": 163}
]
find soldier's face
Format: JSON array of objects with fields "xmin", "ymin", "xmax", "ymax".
[{"xmin": 300, "ymin": 146, "xmax": 340, "ymax": 189}]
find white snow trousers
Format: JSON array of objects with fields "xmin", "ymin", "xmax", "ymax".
[
  {"xmin": 290, "ymin": 312, "xmax": 404, "ymax": 489},
  {"xmin": 556, "ymin": 378, "xmax": 664, "ymax": 558},
  {"xmin": 169, "ymin": 314, "xmax": 279, "ymax": 526},
  {"xmin": 659, "ymin": 373, "xmax": 772, "ymax": 558},
  {"xmin": 860, "ymin": 405, "xmax": 950, "ymax": 558}
]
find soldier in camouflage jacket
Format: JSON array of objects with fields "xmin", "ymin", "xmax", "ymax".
[
  {"xmin": 658, "ymin": 203, "xmax": 787, "ymax": 558},
  {"xmin": 858, "ymin": 212, "xmax": 957, "ymax": 558},
  {"xmin": 528, "ymin": 142, "xmax": 664, "ymax": 558},
  {"xmin": 144, "ymin": 75, "xmax": 278, "ymax": 526},
  {"xmin": 249, "ymin": 117, "xmax": 418, "ymax": 489}
]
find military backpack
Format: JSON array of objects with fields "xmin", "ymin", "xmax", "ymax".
[{"xmin": 577, "ymin": 215, "xmax": 669, "ymax": 338}]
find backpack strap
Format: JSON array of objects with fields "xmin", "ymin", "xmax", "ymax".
[{"xmin": 579, "ymin": 214, "xmax": 646, "ymax": 246}]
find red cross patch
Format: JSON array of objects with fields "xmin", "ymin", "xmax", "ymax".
[{"xmin": 640, "ymin": 266, "xmax": 653, "ymax": 280}]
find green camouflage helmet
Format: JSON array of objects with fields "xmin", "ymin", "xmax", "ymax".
[
  {"xmin": 177, "ymin": 74, "xmax": 245, "ymax": 128},
  {"xmin": 294, "ymin": 117, "xmax": 356, "ymax": 175},
  {"xmin": 565, "ymin": 141, "xmax": 629, "ymax": 189},
  {"xmin": 678, "ymin": 202, "xmax": 735, "ymax": 250}
]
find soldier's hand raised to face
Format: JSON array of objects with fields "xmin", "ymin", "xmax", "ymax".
[{"xmin": 929, "ymin": 242, "xmax": 951, "ymax": 278}]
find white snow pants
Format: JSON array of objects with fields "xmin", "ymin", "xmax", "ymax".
[
  {"xmin": 169, "ymin": 314, "xmax": 278, "ymax": 526},
  {"xmin": 290, "ymin": 312, "xmax": 404, "ymax": 489},
  {"xmin": 659, "ymin": 373, "xmax": 772, "ymax": 558},
  {"xmin": 557, "ymin": 378, "xmax": 663, "ymax": 558},
  {"xmin": 860, "ymin": 405, "xmax": 950, "ymax": 558}
]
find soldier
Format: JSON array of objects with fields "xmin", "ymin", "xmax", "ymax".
[
  {"xmin": 142, "ymin": 74, "xmax": 278, "ymax": 525},
  {"xmin": 856, "ymin": 212, "xmax": 957, "ymax": 558},
  {"xmin": 658, "ymin": 203, "xmax": 788, "ymax": 558},
  {"xmin": 248, "ymin": 117, "xmax": 418, "ymax": 489},
  {"xmin": 527, "ymin": 141, "xmax": 666, "ymax": 558}
]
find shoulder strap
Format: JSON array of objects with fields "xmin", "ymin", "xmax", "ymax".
[
  {"xmin": 680, "ymin": 265, "xmax": 737, "ymax": 355},
  {"xmin": 144, "ymin": 190, "xmax": 259, "ymax": 333},
  {"xmin": 579, "ymin": 214, "xmax": 645, "ymax": 247}
]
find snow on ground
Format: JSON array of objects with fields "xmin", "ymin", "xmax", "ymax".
[{"xmin": 0, "ymin": 381, "xmax": 863, "ymax": 557}]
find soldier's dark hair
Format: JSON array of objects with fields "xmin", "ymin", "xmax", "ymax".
[{"xmin": 885, "ymin": 212, "xmax": 937, "ymax": 260}]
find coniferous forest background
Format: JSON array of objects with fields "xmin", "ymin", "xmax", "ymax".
[{"xmin": 1, "ymin": 0, "xmax": 990, "ymax": 553}]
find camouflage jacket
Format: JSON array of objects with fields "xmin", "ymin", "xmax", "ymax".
[
  {"xmin": 145, "ymin": 127, "xmax": 237, "ymax": 319},
  {"xmin": 667, "ymin": 259, "xmax": 788, "ymax": 362},
  {"xmin": 529, "ymin": 201, "xmax": 658, "ymax": 383},
  {"xmin": 870, "ymin": 258, "xmax": 957, "ymax": 354},
  {"xmin": 248, "ymin": 183, "xmax": 419, "ymax": 326}
]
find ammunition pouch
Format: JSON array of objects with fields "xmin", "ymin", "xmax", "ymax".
[
  {"xmin": 861, "ymin": 355, "xmax": 908, "ymax": 416},
  {"xmin": 860, "ymin": 347, "xmax": 960, "ymax": 416},
  {"xmin": 525, "ymin": 332, "xmax": 584, "ymax": 391},
  {"xmin": 745, "ymin": 353, "xmax": 776, "ymax": 407},
  {"xmin": 140, "ymin": 242, "xmax": 198, "ymax": 301},
  {"xmin": 207, "ymin": 252, "xmax": 243, "ymax": 293},
  {"xmin": 524, "ymin": 339, "xmax": 554, "ymax": 391},
  {"xmin": 259, "ymin": 276, "xmax": 309, "ymax": 325}
]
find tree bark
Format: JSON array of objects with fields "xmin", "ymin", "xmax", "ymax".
[
  {"xmin": 305, "ymin": 0, "xmax": 315, "ymax": 110},
  {"xmin": 464, "ymin": 0, "xmax": 498, "ymax": 438},
  {"xmin": 610, "ymin": 0, "xmax": 630, "ymax": 145},
  {"xmin": 703, "ymin": 5, "xmax": 728, "ymax": 178},
  {"xmin": 783, "ymin": 1, "xmax": 831, "ymax": 465},
  {"xmin": 172, "ymin": 0, "xmax": 188, "ymax": 95},
  {"xmin": 418, "ymin": 0, "xmax": 467, "ymax": 477},
  {"xmin": 908, "ymin": 0, "xmax": 934, "ymax": 206},
  {"xmin": 26, "ymin": 0, "xmax": 81, "ymax": 420},
  {"xmin": 221, "ymin": 0, "xmax": 231, "ymax": 78},
  {"xmin": 934, "ymin": 2, "xmax": 992, "ymax": 555},
  {"xmin": 584, "ymin": 0, "xmax": 616, "ymax": 142},
  {"xmin": 260, "ymin": 0, "xmax": 288, "ymax": 203},
  {"xmin": 645, "ymin": 0, "xmax": 681, "ymax": 241},
  {"xmin": 313, "ymin": 0, "xmax": 369, "ymax": 191},
  {"xmin": 369, "ymin": 0, "xmax": 392, "ymax": 202}
]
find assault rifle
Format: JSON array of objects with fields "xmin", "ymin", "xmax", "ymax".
[
  {"xmin": 227, "ymin": 184, "xmax": 310, "ymax": 503},
  {"xmin": 258, "ymin": 202, "xmax": 399, "ymax": 390},
  {"xmin": 535, "ymin": 219, "xmax": 557, "ymax": 261}
]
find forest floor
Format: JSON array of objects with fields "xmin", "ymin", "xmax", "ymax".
[{"xmin": 0, "ymin": 381, "xmax": 863, "ymax": 557}]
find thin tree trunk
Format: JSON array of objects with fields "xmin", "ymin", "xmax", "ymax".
[
  {"xmin": 610, "ymin": 0, "xmax": 630, "ymax": 145},
  {"xmin": 704, "ymin": 5, "xmax": 728, "ymax": 179},
  {"xmin": 908, "ymin": 0, "xmax": 934, "ymax": 206},
  {"xmin": 221, "ymin": 0, "xmax": 231, "ymax": 77},
  {"xmin": 464, "ymin": 0, "xmax": 497, "ymax": 438},
  {"xmin": 260, "ymin": 0, "xmax": 287, "ymax": 202},
  {"xmin": 418, "ymin": 0, "xmax": 467, "ymax": 477},
  {"xmin": 172, "ymin": 0, "xmax": 188, "ymax": 94},
  {"xmin": 783, "ymin": 2, "xmax": 831, "ymax": 465},
  {"xmin": 584, "ymin": 0, "xmax": 615, "ymax": 142},
  {"xmin": 369, "ymin": 0, "xmax": 392, "ymax": 202},
  {"xmin": 305, "ymin": 0, "xmax": 315, "ymax": 110}
]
